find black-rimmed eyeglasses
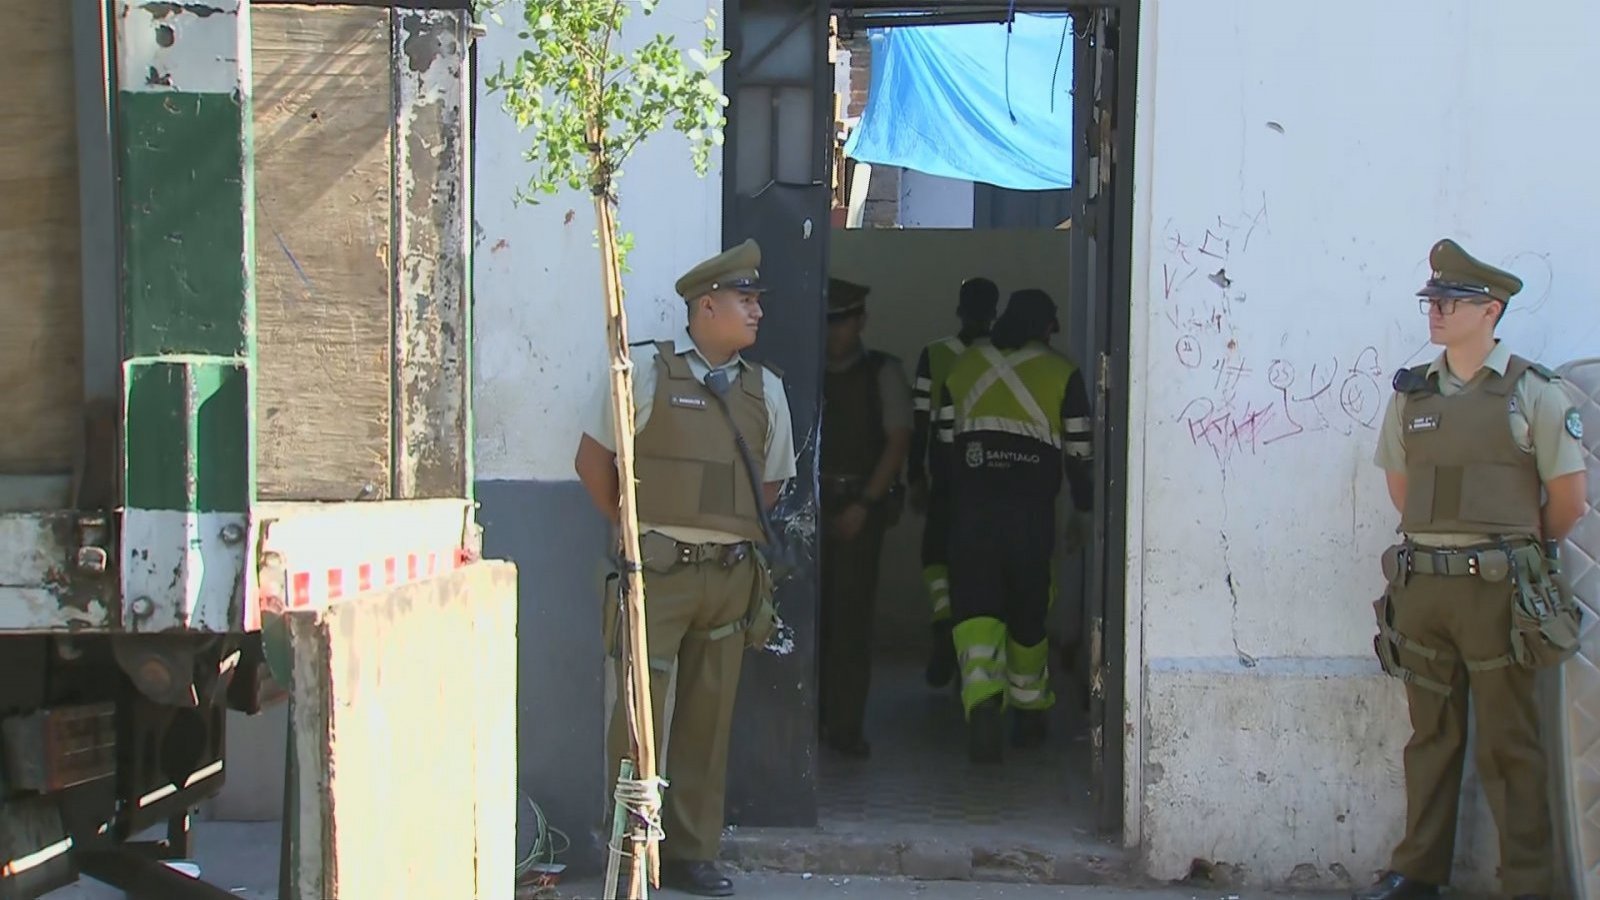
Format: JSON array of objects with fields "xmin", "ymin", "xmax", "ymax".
[{"xmin": 1420, "ymin": 296, "xmax": 1493, "ymax": 316}]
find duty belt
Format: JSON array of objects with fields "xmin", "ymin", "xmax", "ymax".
[
  {"xmin": 1402, "ymin": 540, "xmax": 1539, "ymax": 578},
  {"xmin": 640, "ymin": 531, "xmax": 750, "ymax": 570},
  {"xmin": 820, "ymin": 473, "xmax": 866, "ymax": 500}
]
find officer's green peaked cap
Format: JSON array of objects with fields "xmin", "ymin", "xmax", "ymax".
[
  {"xmin": 1416, "ymin": 238, "xmax": 1523, "ymax": 303},
  {"xmin": 675, "ymin": 239, "xmax": 767, "ymax": 301},
  {"xmin": 827, "ymin": 278, "xmax": 870, "ymax": 316}
]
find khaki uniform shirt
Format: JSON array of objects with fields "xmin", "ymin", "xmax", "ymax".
[
  {"xmin": 1373, "ymin": 340, "xmax": 1585, "ymax": 546},
  {"xmin": 587, "ymin": 332, "xmax": 798, "ymax": 546}
]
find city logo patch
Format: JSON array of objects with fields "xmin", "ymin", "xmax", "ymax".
[
  {"xmin": 669, "ymin": 395, "xmax": 708, "ymax": 410},
  {"xmin": 1406, "ymin": 414, "xmax": 1441, "ymax": 433},
  {"xmin": 965, "ymin": 441, "xmax": 985, "ymax": 469},
  {"xmin": 1567, "ymin": 407, "xmax": 1585, "ymax": 440}
]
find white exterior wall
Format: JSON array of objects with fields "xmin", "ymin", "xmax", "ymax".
[
  {"xmin": 899, "ymin": 169, "xmax": 975, "ymax": 228},
  {"xmin": 1127, "ymin": 0, "xmax": 1600, "ymax": 890},
  {"xmin": 474, "ymin": 4, "xmax": 724, "ymax": 484}
]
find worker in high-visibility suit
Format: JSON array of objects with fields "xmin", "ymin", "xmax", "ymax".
[
  {"xmin": 935, "ymin": 288, "xmax": 1093, "ymax": 763},
  {"xmin": 908, "ymin": 277, "xmax": 999, "ymax": 688}
]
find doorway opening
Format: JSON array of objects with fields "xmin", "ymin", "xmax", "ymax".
[{"xmin": 721, "ymin": 0, "xmax": 1140, "ymax": 873}]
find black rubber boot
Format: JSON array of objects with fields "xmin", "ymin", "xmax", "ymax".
[
  {"xmin": 924, "ymin": 620, "xmax": 957, "ymax": 688},
  {"xmin": 1011, "ymin": 707, "xmax": 1049, "ymax": 748},
  {"xmin": 967, "ymin": 696, "xmax": 1004, "ymax": 764}
]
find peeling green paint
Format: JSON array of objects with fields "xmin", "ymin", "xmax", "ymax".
[
  {"xmin": 119, "ymin": 92, "xmax": 254, "ymax": 359},
  {"xmin": 124, "ymin": 359, "xmax": 250, "ymax": 513}
]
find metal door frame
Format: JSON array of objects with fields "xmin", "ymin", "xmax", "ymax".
[
  {"xmin": 721, "ymin": 0, "xmax": 835, "ymax": 828},
  {"xmin": 723, "ymin": 0, "xmax": 1142, "ymax": 839}
]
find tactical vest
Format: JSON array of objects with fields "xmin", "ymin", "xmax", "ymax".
[
  {"xmin": 634, "ymin": 341, "xmax": 769, "ymax": 544},
  {"xmin": 945, "ymin": 342, "xmax": 1075, "ymax": 448},
  {"xmin": 1397, "ymin": 356, "xmax": 1544, "ymax": 537},
  {"xmin": 822, "ymin": 350, "xmax": 888, "ymax": 480}
]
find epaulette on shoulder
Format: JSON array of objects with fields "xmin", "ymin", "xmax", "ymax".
[
  {"xmin": 1391, "ymin": 364, "xmax": 1433, "ymax": 395},
  {"xmin": 1528, "ymin": 361, "xmax": 1560, "ymax": 382}
]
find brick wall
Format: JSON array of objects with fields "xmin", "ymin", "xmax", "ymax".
[{"xmin": 839, "ymin": 32, "xmax": 899, "ymax": 227}]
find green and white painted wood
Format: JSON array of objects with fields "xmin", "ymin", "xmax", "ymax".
[{"xmin": 116, "ymin": 0, "xmax": 255, "ymax": 632}]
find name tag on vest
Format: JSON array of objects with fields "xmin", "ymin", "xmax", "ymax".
[
  {"xmin": 1406, "ymin": 414, "xmax": 1441, "ymax": 433},
  {"xmin": 669, "ymin": 395, "xmax": 708, "ymax": 410}
]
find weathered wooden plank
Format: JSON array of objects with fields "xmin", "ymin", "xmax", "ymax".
[
  {"xmin": 253, "ymin": 6, "xmax": 395, "ymax": 501},
  {"xmin": 393, "ymin": 9, "xmax": 471, "ymax": 499},
  {"xmin": 0, "ymin": 0, "xmax": 83, "ymax": 476},
  {"xmin": 283, "ymin": 561, "xmax": 517, "ymax": 900}
]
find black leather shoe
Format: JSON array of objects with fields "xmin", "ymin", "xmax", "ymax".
[
  {"xmin": 825, "ymin": 733, "xmax": 871, "ymax": 759},
  {"xmin": 660, "ymin": 859, "xmax": 734, "ymax": 897},
  {"xmin": 925, "ymin": 621, "xmax": 956, "ymax": 688},
  {"xmin": 1011, "ymin": 708, "xmax": 1049, "ymax": 748},
  {"xmin": 1352, "ymin": 871, "xmax": 1438, "ymax": 900},
  {"xmin": 968, "ymin": 697, "xmax": 1004, "ymax": 764}
]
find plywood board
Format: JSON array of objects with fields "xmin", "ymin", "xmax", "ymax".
[
  {"xmin": 0, "ymin": 0, "xmax": 83, "ymax": 475},
  {"xmin": 253, "ymin": 6, "xmax": 394, "ymax": 501},
  {"xmin": 284, "ymin": 561, "xmax": 517, "ymax": 900}
]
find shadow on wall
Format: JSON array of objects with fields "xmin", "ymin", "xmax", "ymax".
[
  {"xmin": 477, "ymin": 478, "xmax": 613, "ymax": 875},
  {"xmin": 827, "ymin": 228, "xmax": 1074, "ymax": 655}
]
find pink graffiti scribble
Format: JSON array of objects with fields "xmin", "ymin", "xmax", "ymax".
[{"xmin": 1178, "ymin": 398, "xmax": 1277, "ymax": 465}]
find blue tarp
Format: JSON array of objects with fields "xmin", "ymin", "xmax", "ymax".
[{"xmin": 843, "ymin": 15, "xmax": 1074, "ymax": 192}]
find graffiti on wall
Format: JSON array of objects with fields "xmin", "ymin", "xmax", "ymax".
[{"xmin": 1161, "ymin": 194, "xmax": 1389, "ymax": 469}]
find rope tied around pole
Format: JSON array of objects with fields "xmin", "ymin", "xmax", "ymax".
[{"xmin": 609, "ymin": 771, "xmax": 669, "ymax": 854}]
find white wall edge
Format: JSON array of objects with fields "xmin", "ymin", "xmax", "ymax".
[{"xmin": 1120, "ymin": 0, "xmax": 1160, "ymax": 852}]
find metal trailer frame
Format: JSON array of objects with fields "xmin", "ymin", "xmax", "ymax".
[{"xmin": 3, "ymin": 2, "xmax": 490, "ymax": 897}]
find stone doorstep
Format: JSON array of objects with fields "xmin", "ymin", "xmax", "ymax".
[{"xmin": 718, "ymin": 827, "xmax": 1138, "ymax": 886}]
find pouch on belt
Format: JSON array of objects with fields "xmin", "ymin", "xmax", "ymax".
[{"xmin": 1508, "ymin": 546, "xmax": 1582, "ymax": 669}]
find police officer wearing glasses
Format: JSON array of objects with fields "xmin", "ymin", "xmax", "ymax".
[{"xmin": 1359, "ymin": 238, "xmax": 1587, "ymax": 900}]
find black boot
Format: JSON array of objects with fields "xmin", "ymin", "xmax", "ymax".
[
  {"xmin": 660, "ymin": 859, "xmax": 735, "ymax": 897},
  {"xmin": 924, "ymin": 620, "xmax": 956, "ymax": 688},
  {"xmin": 968, "ymin": 696, "xmax": 1004, "ymax": 764},
  {"xmin": 824, "ymin": 731, "xmax": 870, "ymax": 759},
  {"xmin": 1352, "ymin": 871, "xmax": 1438, "ymax": 900},
  {"xmin": 1011, "ymin": 708, "xmax": 1049, "ymax": 748}
]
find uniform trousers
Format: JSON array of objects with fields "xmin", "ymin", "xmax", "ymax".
[
  {"xmin": 1387, "ymin": 571, "xmax": 1552, "ymax": 896},
  {"xmin": 947, "ymin": 488, "xmax": 1057, "ymax": 715},
  {"xmin": 605, "ymin": 549, "xmax": 756, "ymax": 862},
  {"xmin": 819, "ymin": 506, "xmax": 890, "ymax": 745},
  {"xmin": 921, "ymin": 480, "xmax": 953, "ymax": 622}
]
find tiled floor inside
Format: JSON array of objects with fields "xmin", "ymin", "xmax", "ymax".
[{"xmin": 816, "ymin": 654, "xmax": 1101, "ymax": 841}]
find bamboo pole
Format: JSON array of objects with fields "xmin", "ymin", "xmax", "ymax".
[{"xmin": 593, "ymin": 186, "xmax": 660, "ymax": 899}]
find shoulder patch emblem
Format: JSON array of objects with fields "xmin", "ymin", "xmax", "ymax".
[{"xmin": 1566, "ymin": 407, "xmax": 1585, "ymax": 440}]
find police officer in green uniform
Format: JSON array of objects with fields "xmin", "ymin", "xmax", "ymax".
[
  {"xmin": 909, "ymin": 277, "xmax": 999, "ymax": 688},
  {"xmin": 1358, "ymin": 239, "xmax": 1588, "ymax": 900},
  {"xmin": 935, "ymin": 289, "xmax": 1093, "ymax": 763},
  {"xmin": 574, "ymin": 239, "xmax": 797, "ymax": 897},
  {"xmin": 818, "ymin": 277, "xmax": 912, "ymax": 759}
]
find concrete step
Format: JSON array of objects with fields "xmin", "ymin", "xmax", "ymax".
[{"xmin": 720, "ymin": 825, "xmax": 1136, "ymax": 886}]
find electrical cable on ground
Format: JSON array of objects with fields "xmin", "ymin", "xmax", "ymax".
[{"xmin": 515, "ymin": 792, "xmax": 571, "ymax": 878}]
